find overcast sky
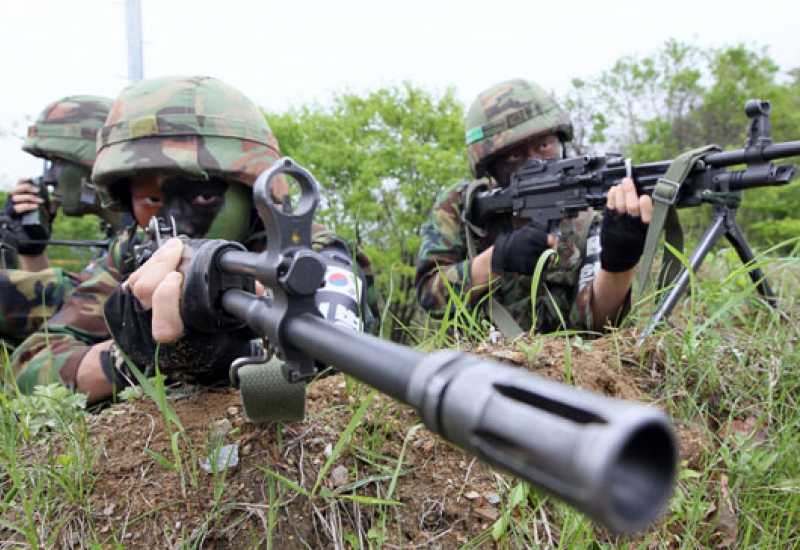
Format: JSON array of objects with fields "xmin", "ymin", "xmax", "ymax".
[{"xmin": 1, "ymin": 0, "xmax": 798, "ymax": 188}]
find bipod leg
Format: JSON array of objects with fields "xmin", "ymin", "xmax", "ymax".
[
  {"xmin": 724, "ymin": 211, "xmax": 777, "ymax": 307},
  {"xmin": 638, "ymin": 213, "xmax": 727, "ymax": 343}
]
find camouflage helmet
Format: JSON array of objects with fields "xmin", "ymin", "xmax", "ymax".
[
  {"xmin": 22, "ymin": 95, "xmax": 113, "ymax": 168},
  {"xmin": 465, "ymin": 79, "xmax": 573, "ymax": 178},
  {"xmin": 93, "ymin": 76, "xmax": 282, "ymax": 241}
]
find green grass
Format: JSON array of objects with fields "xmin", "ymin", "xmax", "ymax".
[{"xmin": 1, "ymin": 246, "xmax": 799, "ymax": 547}]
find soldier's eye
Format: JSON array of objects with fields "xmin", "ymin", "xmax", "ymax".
[{"xmin": 193, "ymin": 194, "xmax": 223, "ymax": 207}]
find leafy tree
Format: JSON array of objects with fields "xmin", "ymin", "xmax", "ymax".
[
  {"xmin": 268, "ymin": 83, "xmax": 469, "ymax": 342},
  {"xmin": 565, "ymin": 41, "xmax": 800, "ymax": 245}
]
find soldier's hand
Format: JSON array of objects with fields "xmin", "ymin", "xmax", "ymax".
[
  {"xmin": 107, "ymin": 237, "xmax": 257, "ymax": 386},
  {"xmin": 7, "ymin": 179, "xmax": 45, "ymax": 216},
  {"xmin": 491, "ymin": 225, "xmax": 556, "ymax": 276},
  {"xmin": 600, "ymin": 177, "xmax": 652, "ymax": 272},
  {"xmin": 124, "ymin": 237, "xmax": 186, "ymax": 343}
]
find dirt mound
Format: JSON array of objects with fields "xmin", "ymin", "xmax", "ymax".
[
  {"xmin": 36, "ymin": 331, "xmax": 707, "ymax": 547},
  {"xmin": 86, "ymin": 380, "xmax": 509, "ymax": 548}
]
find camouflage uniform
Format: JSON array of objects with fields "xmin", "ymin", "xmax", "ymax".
[
  {"xmin": 11, "ymin": 226, "xmax": 354, "ymax": 391},
  {"xmin": 416, "ymin": 180, "xmax": 602, "ymax": 333},
  {"xmin": 0, "ymin": 96, "xmax": 113, "ymax": 347},
  {"xmin": 11, "ymin": 76, "xmax": 376, "ymax": 393},
  {"xmin": 416, "ymin": 79, "xmax": 623, "ymax": 334}
]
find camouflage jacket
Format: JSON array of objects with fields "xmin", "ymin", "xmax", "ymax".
[
  {"xmin": 0, "ymin": 268, "xmax": 82, "ymax": 349},
  {"xmin": 12, "ymin": 226, "xmax": 377, "ymax": 393},
  {"xmin": 11, "ymin": 225, "xmax": 142, "ymax": 391},
  {"xmin": 416, "ymin": 178, "xmax": 609, "ymax": 334}
]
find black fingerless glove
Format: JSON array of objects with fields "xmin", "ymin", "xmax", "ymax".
[
  {"xmin": 491, "ymin": 225, "xmax": 550, "ymax": 276},
  {"xmin": 103, "ymin": 287, "xmax": 254, "ymax": 386},
  {"xmin": 599, "ymin": 208, "xmax": 649, "ymax": 272},
  {"xmin": 2, "ymin": 197, "xmax": 50, "ymax": 256}
]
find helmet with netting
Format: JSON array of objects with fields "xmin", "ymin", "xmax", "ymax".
[
  {"xmin": 93, "ymin": 75, "xmax": 282, "ymax": 241},
  {"xmin": 465, "ymin": 79, "xmax": 573, "ymax": 178}
]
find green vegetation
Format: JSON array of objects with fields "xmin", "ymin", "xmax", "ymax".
[{"xmin": 1, "ymin": 247, "xmax": 798, "ymax": 547}]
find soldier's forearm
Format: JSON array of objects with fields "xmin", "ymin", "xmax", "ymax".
[
  {"xmin": 75, "ymin": 340, "xmax": 115, "ymax": 404},
  {"xmin": 591, "ymin": 268, "xmax": 635, "ymax": 330},
  {"xmin": 471, "ymin": 246, "xmax": 496, "ymax": 287},
  {"xmin": 19, "ymin": 253, "xmax": 49, "ymax": 272}
]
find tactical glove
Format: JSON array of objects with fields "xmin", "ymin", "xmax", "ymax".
[
  {"xmin": 103, "ymin": 287, "xmax": 254, "ymax": 386},
  {"xmin": 599, "ymin": 208, "xmax": 649, "ymax": 273},
  {"xmin": 491, "ymin": 225, "xmax": 550, "ymax": 276},
  {"xmin": 2, "ymin": 195, "xmax": 51, "ymax": 256}
]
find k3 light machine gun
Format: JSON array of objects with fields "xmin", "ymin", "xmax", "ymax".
[
  {"xmin": 141, "ymin": 157, "xmax": 677, "ymax": 534},
  {"xmin": 470, "ymin": 99, "xmax": 800, "ymax": 338}
]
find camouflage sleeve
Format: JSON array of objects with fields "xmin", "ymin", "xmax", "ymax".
[
  {"xmin": 415, "ymin": 183, "xmax": 478, "ymax": 316},
  {"xmin": 10, "ymin": 229, "xmax": 135, "ymax": 393},
  {"xmin": 562, "ymin": 210, "xmax": 631, "ymax": 332},
  {"xmin": 0, "ymin": 267, "xmax": 79, "ymax": 343}
]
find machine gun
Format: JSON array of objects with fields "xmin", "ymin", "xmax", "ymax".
[
  {"xmin": 469, "ymin": 99, "xmax": 800, "ymax": 338},
  {"xmin": 141, "ymin": 157, "xmax": 677, "ymax": 533}
]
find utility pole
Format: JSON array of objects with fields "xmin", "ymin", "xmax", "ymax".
[{"xmin": 125, "ymin": 0, "xmax": 144, "ymax": 82}]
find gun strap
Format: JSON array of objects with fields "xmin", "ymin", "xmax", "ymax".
[
  {"xmin": 462, "ymin": 180, "xmax": 525, "ymax": 340},
  {"xmin": 637, "ymin": 144, "xmax": 720, "ymax": 299}
]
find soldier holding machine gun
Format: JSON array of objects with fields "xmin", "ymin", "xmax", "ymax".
[
  {"xmin": 416, "ymin": 79, "xmax": 653, "ymax": 338},
  {"xmin": 416, "ymin": 79, "xmax": 799, "ymax": 338},
  {"xmin": 9, "ymin": 75, "xmax": 375, "ymax": 397}
]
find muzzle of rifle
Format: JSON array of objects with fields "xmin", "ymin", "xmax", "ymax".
[{"xmin": 221, "ymin": 290, "xmax": 676, "ymax": 534}]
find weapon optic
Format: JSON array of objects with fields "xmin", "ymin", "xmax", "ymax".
[{"xmin": 145, "ymin": 157, "xmax": 678, "ymax": 534}]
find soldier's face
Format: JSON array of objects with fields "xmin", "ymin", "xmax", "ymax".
[
  {"xmin": 490, "ymin": 133, "xmax": 563, "ymax": 186},
  {"xmin": 130, "ymin": 174, "xmax": 228, "ymax": 238}
]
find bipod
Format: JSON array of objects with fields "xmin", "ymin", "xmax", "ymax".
[{"xmin": 638, "ymin": 191, "xmax": 777, "ymax": 342}]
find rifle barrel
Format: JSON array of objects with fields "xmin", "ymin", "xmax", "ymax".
[
  {"xmin": 220, "ymin": 287, "xmax": 676, "ymax": 534},
  {"xmin": 707, "ymin": 140, "xmax": 800, "ymax": 167}
]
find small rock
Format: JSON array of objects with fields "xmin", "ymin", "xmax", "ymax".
[
  {"xmin": 227, "ymin": 406, "xmax": 239, "ymax": 417},
  {"xmin": 323, "ymin": 443, "xmax": 333, "ymax": 457},
  {"xmin": 175, "ymin": 521, "xmax": 181, "ymax": 530},
  {"xmin": 485, "ymin": 492, "xmax": 501, "ymax": 505},
  {"xmin": 242, "ymin": 443, "xmax": 253, "ymax": 456},
  {"xmin": 464, "ymin": 491, "xmax": 480, "ymax": 500},
  {"xmin": 210, "ymin": 419, "xmax": 233, "ymax": 442},
  {"xmin": 103, "ymin": 503, "xmax": 115, "ymax": 516},
  {"xmin": 331, "ymin": 465, "xmax": 349, "ymax": 487},
  {"xmin": 474, "ymin": 507, "xmax": 499, "ymax": 521},
  {"xmin": 200, "ymin": 444, "xmax": 239, "ymax": 473}
]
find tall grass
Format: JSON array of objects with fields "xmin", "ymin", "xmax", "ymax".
[{"xmin": 1, "ymin": 246, "xmax": 798, "ymax": 547}]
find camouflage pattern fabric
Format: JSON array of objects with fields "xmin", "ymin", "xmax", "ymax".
[
  {"xmin": 93, "ymin": 76, "xmax": 282, "ymax": 207},
  {"xmin": 416, "ymin": 179, "xmax": 608, "ymax": 334},
  {"xmin": 465, "ymin": 79, "xmax": 572, "ymax": 178},
  {"xmin": 23, "ymin": 95, "xmax": 113, "ymax": 168},
  {"xmin": 11, "ymin": 226, "xmax": 376, "ymax": 393},
  {"xmin": 11, "ymin": 226, "xmax": 142, "ymax": 392},
  {"xmin": 0, "ymin": 268, "xmax": 80, "ymax": 347}
]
